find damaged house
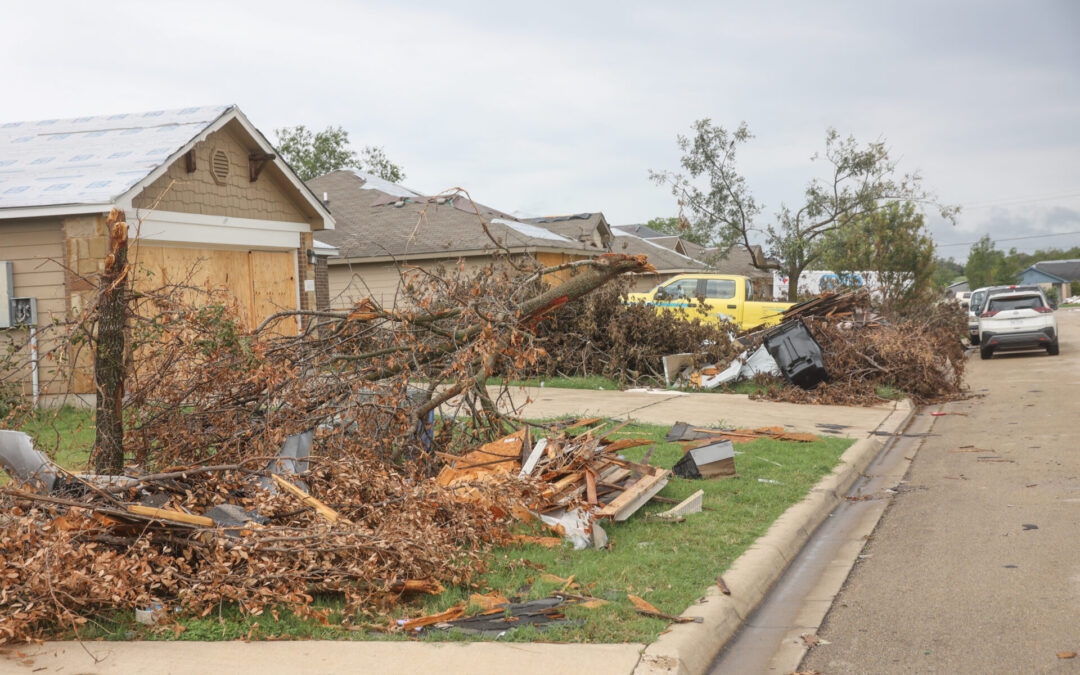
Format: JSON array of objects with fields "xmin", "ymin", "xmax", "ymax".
[
  {"xmin": 306, "ymin": 170, "xmax": 598, "ymax": 309},
  {"xmin": 0, "ymin": 105, "xmax": 334, "ymax": 402}
]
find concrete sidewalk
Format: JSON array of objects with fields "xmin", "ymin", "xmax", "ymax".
[
  {"xmin": 493, "ymin": 385, "xmax": 897, "ymax": 438},
  {"xmin": 8, "ymin": 390, "xmax": 902, "ymax": 675}
]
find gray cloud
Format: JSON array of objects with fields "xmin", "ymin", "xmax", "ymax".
[{"xmin": 2, "ymin": 0, "xmax": 1078, "ymax": 262}]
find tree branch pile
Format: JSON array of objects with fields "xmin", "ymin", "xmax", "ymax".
[
  {"xmin": 751, "ymin": 297, "xmax": 969, "ymax": 405},
  {"xmin": 528, "ymin": 277, "xmax": 741, "ymax": 384},
  {"xmin": 0, "ymin": 248, "xmax": 655, "ymax": 643}
]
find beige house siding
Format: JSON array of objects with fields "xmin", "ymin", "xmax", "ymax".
[
  {"xmin": 132, "ymin": 121, "xmax": 309, "ymax": 225},
  {"xmin": 0, "ymin": 218, "xmax": 68, "ymax": 398},
  {"xmin": 327, "ymin": 257, "xmax": 498, "ymax": 310}
]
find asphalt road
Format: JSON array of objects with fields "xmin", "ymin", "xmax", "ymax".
[{"xmin": 802, "ymin": 308, "xmax": 1080, "ymax": 673}]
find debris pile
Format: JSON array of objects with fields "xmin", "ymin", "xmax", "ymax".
[
  {"xmin": 0, "ymin": 431, "xmax": 513, "ymax": 644},
  {"xmin": 437, "ymin": 419, "xmax": 671, "ymax": 550},
  {"xmin": 530, "ymin": 278, "xmax": 741, "ymax": 385},
  {"xmin": 0, "ymin": 238, "xmax": 661, "ymax": 643},
  {"xmin": 673, "ymin": 290, "xmax": 968, "ymax": 405}
]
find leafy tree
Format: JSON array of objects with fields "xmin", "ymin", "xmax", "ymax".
[
  {"xmin": 964, "ymin": 235, "xmax": 1021, "ymax": 289},
  {"xmin": 643, "ymin": 216, "xmax": 710, "ymax": 246},
  {"xmin": 930, "ymin": 256, "xmax": 965, "ymax": 289},
  {"xmin": 650, "ymin": 120, "xmax": 957, "ymax": 301},
  {"xmin": 274, "ymin": 125, "xmax": 405, "ymax": 183},
  {"xmin": 817, "ymin": 201, "xmax": 936, "ymax": 307}
]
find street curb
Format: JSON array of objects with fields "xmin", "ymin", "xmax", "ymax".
[{"xmin": 633, "ymin": 399, "xmax": 916, "ymax": 675}]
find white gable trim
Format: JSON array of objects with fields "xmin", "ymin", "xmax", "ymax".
[
  {"xmin": 0, "ymin": 203, "xmax": 111, "ymax": 221},
  {"xmin": 132, "ymin": 210, "xmax": 306, "ymax": 250},
  {"xmin": 113, "ymin": 107, "xmax": 334, "ymax": 231}
]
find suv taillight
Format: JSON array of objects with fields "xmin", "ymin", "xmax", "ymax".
[
  {"xmin": 981, "ymin": 311, "xmax": 998, "ymax": 318},
  {"xmin": 1034, "ymin": 306, "xmax": 1052, "ymax": 313}
]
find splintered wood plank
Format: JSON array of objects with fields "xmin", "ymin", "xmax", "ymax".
[
  {"xmin": 585, "ymin": 470, "xmax": 598, "ymax": 505},
  {"xmin": 594, "ymin": 470, "xmax": 670, "ymax": 521},
  {"xmin": 127, "ymin": 505, "xmax": 214, "ymax": 527},
  {"xmin": 273, "ymin": 474, "xmax": 350, "ymax": 524}
]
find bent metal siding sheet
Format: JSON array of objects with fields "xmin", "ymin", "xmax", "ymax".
[{"xmin": 0, "ymin": 105, "xmax": 231, "ymax": 209}]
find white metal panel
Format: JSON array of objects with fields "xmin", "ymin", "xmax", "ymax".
[{"xmin": 0, "ymin": 106, "xmax": 230, "ymax": 209}]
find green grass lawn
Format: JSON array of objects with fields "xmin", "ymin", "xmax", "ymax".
[
  {"xmin": 64, "ymin": 418, "xmax": 851, "ymax": 644},
  {"xmin": 487, "ymin": 375, "xmax": 623, "ymax": 390},
  {"xmin": 5, "ymin": 407, "xmax": 94, "ymax": 475}
]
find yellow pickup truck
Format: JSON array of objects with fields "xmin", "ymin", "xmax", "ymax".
[{"xmin": 626, "ymin": 273, "xmax": 792, "ymax": 330}]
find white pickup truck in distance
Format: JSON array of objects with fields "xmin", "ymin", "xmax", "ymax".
[{"xmin": 978, "ymin": 291, "xmax": 1058, "ymax": 360}]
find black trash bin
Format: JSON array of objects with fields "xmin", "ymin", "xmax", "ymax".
[{"xmin": 763, "ymin": 318, "xmax": 828, "ymax": 390}]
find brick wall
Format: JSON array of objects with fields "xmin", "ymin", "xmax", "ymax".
[{"xmin": 315, "ymin": 256, "xmax": 330, "ymax": 310}]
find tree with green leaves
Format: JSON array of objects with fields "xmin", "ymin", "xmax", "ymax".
[
  {"xmin": 817, "ymin": 201, "xmax": 936, "ymax": 307},
  {"xmin": 650, "ymin": 120, "xmax": 957, "ymax": 301},
  {"xmin": 964, "ymin": 235, "xmax": 1021, "ymax": 289},
  {"xmin": 275, "ymin": 125, "xmax": 405, "ymax": 183},
  {"xmin": 643, "ymin": 216, "xmax": 710, "ymax": 246},
  {"xmin": 930, "ymin": 256, "xmax": 965, "ymax": 290}
]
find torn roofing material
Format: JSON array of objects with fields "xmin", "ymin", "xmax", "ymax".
[
  {"xmin": 308, "ymin": 169, "xmax": 593, "ymax": 260},
  {"xmin": 492, "ymin": 218, "xmax": 575, "ymax": 243},
  {"xmin": 0, "ymin": 106, "xmax": 231, "ymax": 209}
]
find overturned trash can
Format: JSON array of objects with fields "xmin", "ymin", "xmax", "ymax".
[{"xmin": 763, "ymin": 318, "xmax": 828, "ymax": 390}]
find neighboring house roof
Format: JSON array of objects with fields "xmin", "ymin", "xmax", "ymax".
[
  {"xmin": 610, "ymin": 234, "xmax": 706, "ymax": 273},
  {"xmin": 698, "ymin": 245, "xmax": 775, "ymax": 277},
  {"xmin": 524, "ymin": 213, "xmax": 613, "ymax": 249},
  {"xmin": 0, "ymin": 105, "xmax": 333, "ymax": 228},
  {"xmin": 644, "ymin": 235, "xmax": 708, "ymax": 259},
  {"xmin": 612, "ymin": 223, "xmax": 667, "ymax": 239},
  {"xmin": 945, "ymin": 280, "xmax": 970, "ymax": 293},
  {"xmin": 308, "ymin": 170, "xmax": 591, "ymax": 261},
  {"xmin": 1021, "ymin": 259, "xmax": 1080, "ymax": 283}
]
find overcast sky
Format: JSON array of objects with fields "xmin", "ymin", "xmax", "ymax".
[{"xmin": 4, "ymin": 0, "xmax": 1078, "ymax": 261}]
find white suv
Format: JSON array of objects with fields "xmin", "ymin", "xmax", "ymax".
[{"xmin": 978, "ymin": 291, "xmax": 1059, "ymax": 360}]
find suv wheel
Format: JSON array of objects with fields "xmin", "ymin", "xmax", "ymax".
[
  {"xmin": 969, "ymin": 334, "xmax": 979, "ymax": 346},
  {"xmin": 980, "ymin": 345, "xmax": 993, "ymax": 360},
  {"xmin": 1047, "ymin": 340, "xmax": 1060, "ymax": 356}
]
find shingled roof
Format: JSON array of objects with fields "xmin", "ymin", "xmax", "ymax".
[
  {"xmin": 1027, "ymin": 259, "xmax": 1080, "ymax": 282},
  {"xmin": 308, "ymin": 170, "xmax": 592, "ymax": 261},
  {"xmin": 524, "ymin": 213, "xmax": 613, "ymax": 249},
  {"xmin": 610, "ymin": 234, "xmax": 706, "ymax": 272}
]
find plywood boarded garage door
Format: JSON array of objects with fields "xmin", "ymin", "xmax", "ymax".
[{"xmin": 131, "ymin": 245, "xmax": 298, "ymax": 335}]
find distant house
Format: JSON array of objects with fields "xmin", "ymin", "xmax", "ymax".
[
  {"xmin": 1019, "ymin": 260, "xmax": 1080, "ymax": 301},
  {"xmin": 609, "ymin": 234, "xmax": 707, "ymax": 292},
  {"xmin": 946, "ymin": 280, "xmax": 970, "ymax": 295},
  {"xmin": 524, "ymin": 213, "xmax": 613, "ymax": 250},
  {"xmin": 0, "ymin": 105, "xmax": 333, "ymax": 402},
  {"xmin": 610, "ymin": 225, "xmax": 775, "ymax": 297},
  {"xmin": 306, "ymin": 170, "xmax": 595, "ymax": 309},
  {"xmin": 612, "ymin": 223, "xmax": 667, "ymax": 239}
]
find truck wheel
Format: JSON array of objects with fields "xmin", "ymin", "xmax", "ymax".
[
  {"xmin": 1047, "ymin": 341, "xmax": 1059, "ymax": 356},
  {"xmin": 970, "ymin": 335, "xmax": 979, "ymax": 346},
  {"xmin": 980, "ymin": 345, "xmax": 993, "ymax": 360}
]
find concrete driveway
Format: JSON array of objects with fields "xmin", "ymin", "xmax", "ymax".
[{"xmin": 802, "ymin": 308, "xmax": 1080, "ymax": 673}]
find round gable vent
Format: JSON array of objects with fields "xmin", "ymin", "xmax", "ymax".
[{"xmin": 209, "ymin": 148, "xmax": 230, "ymax": 185}]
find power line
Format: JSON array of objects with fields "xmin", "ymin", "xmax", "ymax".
[
  {"xmin": 936, "ymin": 229, "xmax": 1080, "ymax": 248},
  {"xmin": 960, "ymin": 188, "xmax": 1080, "ymax": 210}
]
